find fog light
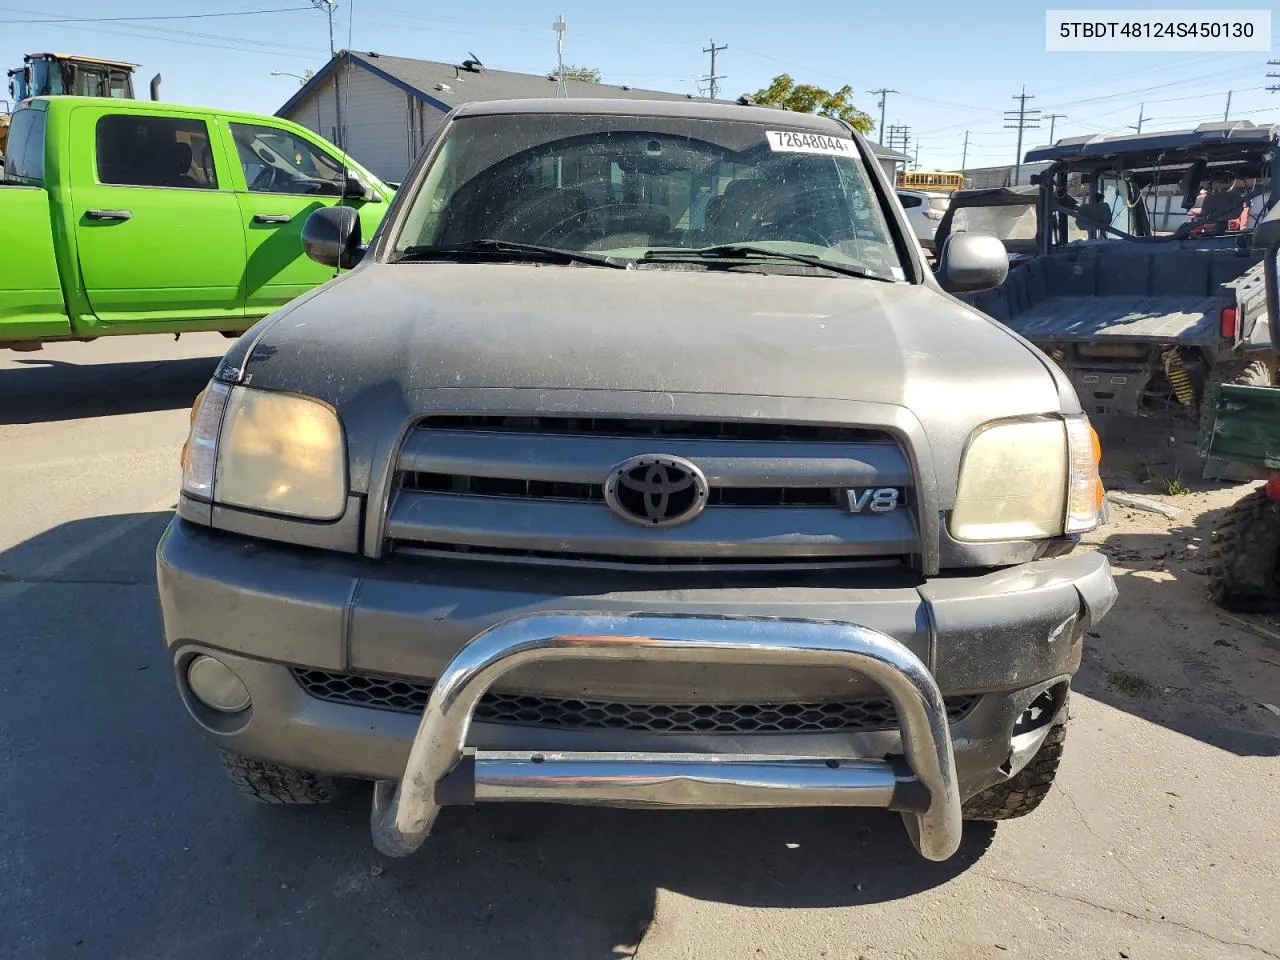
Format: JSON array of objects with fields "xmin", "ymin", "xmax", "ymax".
[{"xmin": 187, "ymin": 655, "xmax": 251, "ymax": 713}]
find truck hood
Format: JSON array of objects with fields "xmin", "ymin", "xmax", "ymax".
[
  {"xmin": 234, "ymin": 262, "xmax": 1070, "ymax": 491},
  {"xmin": 243, "ymin": 263, "xmax": 1059, "ymax": 403}
]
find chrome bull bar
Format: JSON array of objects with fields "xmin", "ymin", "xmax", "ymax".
[{"xmin": 370, "ymin": 613, "xmax": 964, "ymax": 861}]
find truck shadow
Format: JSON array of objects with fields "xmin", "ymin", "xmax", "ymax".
[
  {"xmin": 1080, "ymin": 502, "xmax": 1280, "ymax": 759},
  {"xmin": 0, "ymin": 353, "xmax": 220, "ymax": 424},
  {"xmin": 4, "ymin": 512, "xmax": 993, "ymax": 960}
]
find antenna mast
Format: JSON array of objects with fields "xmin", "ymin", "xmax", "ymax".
[{"xmin": 553, "ymin": 16, "xmax": 567, "ymax": 97}]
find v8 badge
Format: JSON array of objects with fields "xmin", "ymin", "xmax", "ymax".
[{"xmin": 845, "ymin": 487, "xmax": 901, "ymax": 514}]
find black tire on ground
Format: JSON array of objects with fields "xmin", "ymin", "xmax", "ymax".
[
  {"xmin": 961, "ymin": 717, "xmax": 1067, "ymax": 821},
  {"xmin": 217, "ymin": 749, "xmax": 345, "ymax": 805},
  {"xmin": 1207, "ymin": 487, "xmax": 1280, "ymax": 613}
]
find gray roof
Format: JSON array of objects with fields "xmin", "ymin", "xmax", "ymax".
[
  {"xmin": 453, "ymin": 97, "xmax": 849, "ymax": 133},
  {"xmin": 275, "ymin": 51, "xmax": 705, "ymax": 119},
  {"xmin": 863, "ymin": 140, "xmax": 909, "ymax": 162},
  {"xmin": 277, "ymin": 51, "xmax": 904, "ymax": 158}
]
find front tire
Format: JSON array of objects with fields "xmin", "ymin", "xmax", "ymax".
[
  {"xmin": 1207, "ymin": 487, "xmax": 1280, "ymax": 612},
  {"xmin": 218, "ymin": 749, "xmax": 345, "ymax": 805},
  {"xmin": 962, "ymin": 717, "xmax": 1067, "ymax": 821}
]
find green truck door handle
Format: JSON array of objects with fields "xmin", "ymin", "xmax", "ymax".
[
  {"xmin": 85, "ymin": 209, "xmax": 132, "ymax": 221},
  {"xmin": 253, "ymin": 214, "xmax": 292, "ymax": 224}
]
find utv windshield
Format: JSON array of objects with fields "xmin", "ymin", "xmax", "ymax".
[{"xmin": 393, "ymin": 113, "xmax": 905, "ymax": 279}]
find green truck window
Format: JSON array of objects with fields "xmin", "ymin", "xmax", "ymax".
[
  {"xmin": 230, "ymin": 122, "xmax": 345, "ymax": 196},
  {"xmin": 95, "ymin": 114, "xmax": 219, "ymax": 190},
  {"xmin": 4, "ymin": 109, "xmax": 46, "ymax": 182}
]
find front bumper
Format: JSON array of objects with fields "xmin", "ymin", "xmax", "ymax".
[{"xmin": 157, "ymin": 519, "xmax": 1116, "ymax": 860}]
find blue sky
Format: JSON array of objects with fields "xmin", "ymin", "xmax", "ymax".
[{"xmin": 3, "ymin": 0, "xmax": 1276, "ymax": 170}]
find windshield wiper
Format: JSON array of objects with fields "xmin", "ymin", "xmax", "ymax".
[
  {"xmin": 638, "ymin": 244, "xmax": 897, "ymax": 282},
  {"xmin": 395, "ymin": 238, "xmax": 632, "ymax": 269}
]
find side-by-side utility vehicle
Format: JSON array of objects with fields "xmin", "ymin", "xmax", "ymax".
[
  {"xmin": 157, "ymin": 98, "xmax": 1116, "ymax": 863},
  {"xmin": 935, "ymin": 123, "xmax": 1278, "ymax": 479}
]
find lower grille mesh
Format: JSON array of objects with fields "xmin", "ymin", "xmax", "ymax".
[{"xmin": 292, "ymin": 668, "xmax": 977, "ymax": 734}]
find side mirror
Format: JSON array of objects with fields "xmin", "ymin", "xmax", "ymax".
[
  {"xmin": 935, "ymin": 232, "xmax": 1009, "ymax": 294},
  {"xmin": 343, "ymin": 172, "xmax": 381, "ymax": 202},
  {"xmin": 302, "ymin": 205, "xmax": 363, "ymax": 269}
]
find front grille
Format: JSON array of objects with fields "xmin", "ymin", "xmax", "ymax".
[
  {"xmin": 293, "ymin": 668, "xmax": 976, "ymax": 734},
  {"xmin": 417, "ymin": 415, "xmax": 885, "ymax": 444},
  {"xmin": 386, "ymin": 414, "xmax": 920, "ymax": 567},
  {"xmin": 403, "ymin": 471, "xmax": 845, "ymax": 507}
]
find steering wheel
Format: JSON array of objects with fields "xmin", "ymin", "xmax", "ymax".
[
  {"xmin": 199, "ymin": 149, "xmax": 215, "ymax": 185},
  {"xmin": 250, "ymin": 167, "xmax": 280, "ymax": 193}
]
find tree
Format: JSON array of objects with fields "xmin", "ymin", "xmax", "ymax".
[
  {"xmin": 746, "ymin": 74, "xmax": 874, "ymax": 134},
  {"xmin": 553, "ymin": 64, "xmax": 602, "ymax": 83}
]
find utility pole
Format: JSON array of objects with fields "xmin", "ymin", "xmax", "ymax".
[
  {"xmin": 312, "ymin": 0, "xmax": 341, "ymax": 147},
  {"xmin": 1003, "ymin": 85, "xmax": 1041, "ymax": 186},
  {"xmin": 870, "ymin": 88, "xmax": 897, "ymax": 144},
  {"xmin": 311, "ymin": 0, "xmax": 336, "ymax": 57},
  {"xmin": 886, "ymin": 124, "xmax": 911, "ymax": 159},
  {"xmin": 553, "ymin": 16, "xmax": 567, "ymax": 97},
  {"xmin": 1223, "ymin": 90, "xmax": 1232, "ymax": 120},
  {"xmin": 1267, "ymin": 61, "xmax": 1279, "ymax": 93},
  {"xmin": 1045, "ymin": 112, "xmax": 1066, "ymax": 143},
  {"xmin": 913, "ymin": 140, "xmax": 920, "ymax": 167},
  {"xmin": 701, "ymin": 39, "xmax": 727, "ymax": 100},
  {"xmin": 1129, "ymin": 102, "xmax": 1146, "ymax": 133},
  {"xmin": 960, "ymin": 130, "xmax": 970, "ymax": 174}
]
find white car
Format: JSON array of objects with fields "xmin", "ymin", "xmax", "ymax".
[{"xmin": 896, "ymin": 190, "xmax": 951, "ymax": 250}]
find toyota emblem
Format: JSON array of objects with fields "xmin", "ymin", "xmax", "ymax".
[{"xmin": 604, "ymin": 454, "xmax": 709, "ymax": 527}]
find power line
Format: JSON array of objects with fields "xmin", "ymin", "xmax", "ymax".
[
  {"xmin": 869, "ymin": 88, "xmax": 897, "ymax": 144},
  {"xmin": 1003, "ymin": 85, "xmax": 1040, "ymax": 186},
  {"xmin": 8, "ymin": 6, "xmax": 311, "ymax": 23}
]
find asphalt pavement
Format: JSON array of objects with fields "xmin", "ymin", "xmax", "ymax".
[{"xmin": 1, "ymin": 335, "xmax": 1276, "ymax": 960}]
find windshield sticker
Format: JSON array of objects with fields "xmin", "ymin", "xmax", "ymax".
[{"xmin": 766, "ymin": 131, "xmax": 855, "ymax": 156}]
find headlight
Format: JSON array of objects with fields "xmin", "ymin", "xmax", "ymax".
[
  {"xmin": 181, "ymin": 382, "xmax": 346, "ymax": 520},
  {"xmin": 950, "ymin": 416, "xmax": 1103, "ymax": 542}
]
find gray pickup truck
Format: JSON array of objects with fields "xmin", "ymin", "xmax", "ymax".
[{"xmin": 157, "ymin": 98, "xmax": 1116, "ymax": 863}]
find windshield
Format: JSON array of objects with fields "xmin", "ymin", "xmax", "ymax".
[
  {"xmin": 393, "ymin": 113, "xmax": 905, "ymax": 277},
  {"xmin": 951, "ymin": 202, "xmax": 1086, "ymax": 244},
  {"xmin": 30, "ymin": 59, "xmax": 61, "ymax": 96}
]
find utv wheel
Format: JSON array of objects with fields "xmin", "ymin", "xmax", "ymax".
[
  {"xmin": 961, "ymin": 717, "xmax": 1067, "ymax": 821},
  {"xmin": 1207, "ymin": 487, "xmax": 1280, "ymax": 613},
  {"xmin": 1200, "ymin": 358, "xmax": 1272, "ymax": 481},
  {"xmin": 218, "ymin": 749, "xmax": 345, "ymax": 805}
]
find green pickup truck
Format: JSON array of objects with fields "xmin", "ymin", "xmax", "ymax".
[{"xmin": 1, "ymin": 96, "xmax": 392, "ymax": 351}]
